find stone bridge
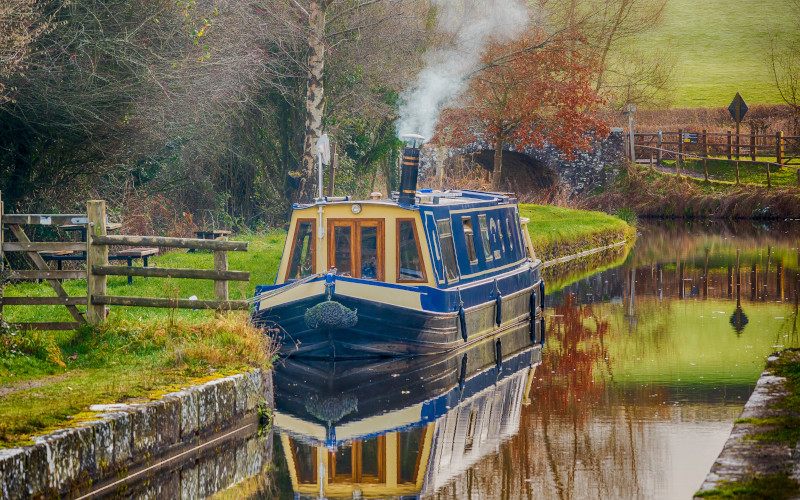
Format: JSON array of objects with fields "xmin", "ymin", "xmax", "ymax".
[{"xmin": 419, "ymin": 129, "xmax": 625, "ymax": 195}]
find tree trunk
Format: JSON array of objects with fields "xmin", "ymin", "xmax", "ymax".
[
  {"xmin": 491, "ymin": 136, "xmax": 504, "ymax": 192},
  {"xmin": 298, "ymin": 1, "xmax": 327, "ymax": 202}
]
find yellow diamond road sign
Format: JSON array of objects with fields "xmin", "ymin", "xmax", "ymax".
[{"xmin": 728, "ymin": 92, "xmax": 748, "ymax": 123}]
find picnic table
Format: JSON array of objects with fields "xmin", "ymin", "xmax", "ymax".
[
  {"xmin": 190, "ymin": 230, "xmax": 231, "ymax": 252},
  {"xmin": 39, "ymin": 223, "xmax": 157, "ymax": 284}
]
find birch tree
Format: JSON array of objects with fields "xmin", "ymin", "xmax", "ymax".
[{"xmin": 280, "ymin": 0, "xmax": 426, "ymax": 201}]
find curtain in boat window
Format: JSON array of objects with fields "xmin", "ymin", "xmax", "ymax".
[
  {"xmin": 287, "ymin": 220, "xmax": 315, "ymax": 280},
  {"xmin": 398, "ymin": 220, "xmax": 426, "ymax": 281},
  {"xmin": 436, "ymin": 219, "xmax": 459, "ymax": 283},
  {"xmin": 478, "ymin": 214, "xmax": 493, "ymax": 261}
]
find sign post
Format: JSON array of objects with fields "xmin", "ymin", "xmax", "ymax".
[
  {"xmin": 728, "ymin": 92, "xmax": 748, "ymax": 158},
  {"xmin": 728, "ymin": 93, "xmax": 748, "ymax": 184},
  {"xmin": 623, "ymin": 104, "xmax": 636, "ymax": 162}
]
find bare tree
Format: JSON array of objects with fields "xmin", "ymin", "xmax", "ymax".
[
  {"xmin": 771, "ymin": 0, "xmax": 800, "ymax": 134},
  {"xmin": 0, "ymin": 0, "xmax": 60, "ymax": 104},
  {"xmin": 271, "ymin": 0, "xmax": 427, "ymax": 201},
  {"xmin": 549, "ymin": 0, "xmax": 673, "ymax": 108}
]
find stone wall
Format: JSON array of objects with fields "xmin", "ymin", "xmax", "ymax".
[
  {"xmin": 420, "ymin": 130, "xmax": 626, "ymax": 195},
  {"xmin": 0, "ymin": 368, "xmax": 273, "ymax": 499}
]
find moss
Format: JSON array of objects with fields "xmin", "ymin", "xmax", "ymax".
[
  {"xmin": 695, "ymin": 473, "xmax": 800, "ymax": 499},
  {"xmin": 735, "ymin": 416, "xmax": 800, "ymax": 443}
]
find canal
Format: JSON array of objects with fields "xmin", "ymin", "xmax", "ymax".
[{"xmin": 89, "ymin": 219, "xmax": 800, "ymax": 499}]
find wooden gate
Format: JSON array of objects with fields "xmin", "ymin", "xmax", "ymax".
[
  {"xmin": 1, "ymin": 195, "xmax": 250, "ymax": 331},
  {"xmin": 0, "ymin": 193, "xmax": 89, "ymax": 330}
]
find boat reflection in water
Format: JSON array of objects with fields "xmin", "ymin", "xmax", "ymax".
[{"xmin": 273, "ymin": 319, "xmax": 544, "ymax": 498}]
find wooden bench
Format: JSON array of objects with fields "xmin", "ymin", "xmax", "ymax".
[
  {"xmin": 191, "ymin": 230, "xmax": 231, "ymax": 252},
  {"xmin": 109, "ymin": 247, "xmax": 159, "ymax": 285}
]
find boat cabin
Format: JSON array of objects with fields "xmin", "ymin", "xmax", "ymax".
[{"xmin": 276, "ymin": 190, "xmax": 537, "ymax": 289}]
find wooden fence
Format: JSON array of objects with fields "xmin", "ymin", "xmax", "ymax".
[
  {"xmin": 627, "ymin": 130, "xmax": 800, "ymax": 187},
  {"xmin": 0, "ymin": 195, "xmax": 250, "ymax": 331},
  {"xmin": 631, "ymin": 130, "xmax": 800, "ymax": 164}
]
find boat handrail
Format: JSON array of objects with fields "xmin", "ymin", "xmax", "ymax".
[{"xmin": 248, "ymin": 273, "xmax": 324, "ymax": 304}]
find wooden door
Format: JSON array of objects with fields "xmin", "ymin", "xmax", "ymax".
[{"xmin": 328, "ymin": 219, "xmax": 384, "ymax": 281}]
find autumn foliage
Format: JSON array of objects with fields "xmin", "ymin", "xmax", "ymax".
[{"xmin": 437, "ymin": 30, "xmax": 609, "ymax": 191}]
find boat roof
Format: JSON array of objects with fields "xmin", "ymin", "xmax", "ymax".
[{"xmin": 292, "ymin": 189, "xmax": 518, "ymax": 211}]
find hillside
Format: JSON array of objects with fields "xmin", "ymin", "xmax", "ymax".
[{"xmin": 635, "ymin": 0, "xmax": 795, "ymax": 107}]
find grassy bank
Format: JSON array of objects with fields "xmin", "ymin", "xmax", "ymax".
[
  {"xmin": 588, "ymin": 164, "xmax": 800, "ymax": 218},
  {"xmin": 0, "ymin": 207, "xmax": 631, "ymax": 447},
  {"xmin": 520, "ymin": 204, "xmax": 635, "ymax": 262}
]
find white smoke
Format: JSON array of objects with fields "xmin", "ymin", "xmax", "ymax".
[{"xmin": 395, "ymin": 0, "xmax": 530, "ymax": 142}]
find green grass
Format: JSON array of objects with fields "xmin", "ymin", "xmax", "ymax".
[
  {"xmin": 695, "ymin": 474, "xmax": 800, "ymax": 499},
  {"xmin": 662, "ymin": 159, "xmax": 800, "ymax": 187},
  {"xmin": 632, "ymin": 0, "xmax": 796, "ymax": 107},
  {"xmin": 0, "ymin": 231, "xmax": 287, "ymax": 447},
  {"xmin": 0, "ymin": 212, "xmax": 628, "ymax": 447},
  {"xmin": 519, "ymin": 204, "xmax": 632, "ymax": 252}
]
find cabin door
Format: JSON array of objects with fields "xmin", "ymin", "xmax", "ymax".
[{"xmin": 328, "ymin": 219, "xmax": 384, "ymax": 281}]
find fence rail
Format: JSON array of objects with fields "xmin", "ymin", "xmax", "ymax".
[
  {"xmin": 628, "ymin": 130, "xmax": 800, "ymax": 187},
  {"xmin": 0, "ymin": 194, "xmax": 251, "ymax": 332}
]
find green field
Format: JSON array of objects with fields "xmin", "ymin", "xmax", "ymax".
[{"xmin": 634, "ymin": 0, "xmax": 795, "ymax": 107}]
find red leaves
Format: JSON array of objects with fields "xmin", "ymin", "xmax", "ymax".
[{"xmin": 436, "ymin": 29, "xmax": 609, "ymax": 159}]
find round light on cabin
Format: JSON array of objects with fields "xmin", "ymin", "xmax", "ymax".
[{"xmin": 351, "ymin": 203, "xmax": 362, "ymax": 214}]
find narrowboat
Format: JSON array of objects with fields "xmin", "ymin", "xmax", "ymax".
[
  {"xmin": 273, "ymin": 324, "xmax": 542, "ymax": 498},
  {"xmin": 251, "ymin": 138, "xmax": 544, "ymax": 358}
]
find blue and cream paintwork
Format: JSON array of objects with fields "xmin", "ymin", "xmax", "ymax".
[{"xmin": 252, "ymin": 189, "xmax": 544, "ymax": 357}]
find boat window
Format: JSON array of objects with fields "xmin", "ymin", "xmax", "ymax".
[
  {"xmin": 489, "ymin": 217, "xmax": 502, "ymax": 259},
  {"xmin": 398, "ymin": 219, "xmax": 427, "ymax": 282},
  {"xmin": 462, "ymin": 216, "xmax": 478, "ymax": 264},
  {"xmin": 329, "ymin": 441, "xmax": 355, "ymax": 482},
  {"xmin": 478, "ymin": 214, "xmax": 493, "ymax": 261},
  {"xmin": 286, "ymin": 220, "xmax": 315, "ymax": 281},
  {"xmin": 399, "ymin": 426, "xmax": 427, "ymax": 484},
  {"xmin": 436, "ymin": 219, "xmax": 460, "ymax": 283},
  {"xmin": 361, "ymin": 436, "xmax": 386, "ymax": 483},
  {"xmin": 289, "ymin": 437, "xmax": 317, "ymax": 484},
  {"xmin": 505, "ymin": 217, "xmax": 514, "ymax": 252},
  {"xmin": 328, "ymin": 219, "xmax": 384, "ymax": 280},
  {"xmin": 333, "ymin": 224, "xmax": 353, "ymax": 276},
  {"xmin": 359, "ymin": 223, "xmax": 379, "ymax": 280}
]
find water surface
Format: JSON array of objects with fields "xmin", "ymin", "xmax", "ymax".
[{"xmin": 266, "ymin": 219, "xmax": 800, "ymax": 499}]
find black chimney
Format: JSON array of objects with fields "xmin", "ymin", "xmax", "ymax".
[{"xmin": 398, "ymin": 146, "xmax": 420, "ymax": 205}]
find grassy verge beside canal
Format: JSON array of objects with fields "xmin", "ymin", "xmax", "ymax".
[
  {"xmin": 0, "ymin": 207, "xmax": 633, "ymax": 448},
  {"xmin": 520, "ymin": 204, "xmax": 636, "ymax": 262},
  {"xmin": 588, "ymin": 164, "xmax": 800, "ymax": 219}
]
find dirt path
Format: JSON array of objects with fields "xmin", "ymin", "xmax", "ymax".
[
  {"xmin": 643, "ymin": 162, "xmax": 721, "ymax": 182},
  {"xmin": 0, "ymin": 372, "xmax": 74, "ymax": 397}
]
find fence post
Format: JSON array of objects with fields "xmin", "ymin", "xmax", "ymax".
[
  {"xmin": 87, "ymin": 200, "xmax": 108, "ymax": 325},
  {"xmin": 776, "ymin": 131, "xmax": 783, "ymax": 165},
  {"xmin": 702, "ymin": 129, "xmax": 708, "ymax": 157},
  {"xmin": 214, "ymin": 237, "xmax": 229, "ymax": 316},
  {"xmin": 676, "ymin": 129, "xmax": 683, "ymax": 176},
  {"xmin": 657, "ymin": 131, "xmax": 662, "ymax": 165},
  {"xmin": 751, "ymin": 129, "xmax": 756, "ymax": 161},
  {"xmin": 766, "ymin": 163, "xmax": 771, "ymax": 188},
  {"xmin": 727, "ymin": 131, "xmax": 732, "ymax": 159}
]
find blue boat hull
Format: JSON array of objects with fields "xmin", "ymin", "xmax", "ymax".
[{"xmin": 252, "ymin": 278, "xmax": 544, "ymax": 358}]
